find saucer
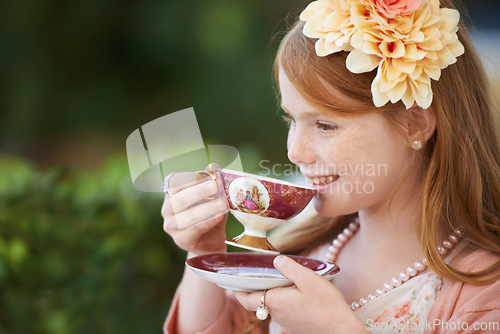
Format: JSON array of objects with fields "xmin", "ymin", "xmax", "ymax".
[{"xmin": 186, "ymin": 253, "xmax": 339, "ymax": 292}]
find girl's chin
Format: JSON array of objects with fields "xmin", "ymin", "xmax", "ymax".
[
  {"xmin": 312, "ymin": 196, "xmax": 338, "ymax": 217},
  {"xmin": 312, "ymin": 194, "xmax": 357, "ymax": 218}
]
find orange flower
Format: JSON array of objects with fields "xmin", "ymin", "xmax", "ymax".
[
  {"xmin": 372, "ymin": 0, "xmax": 422, "ymax": 18},
  {"xmin": 299, "ymin": 0, "xmax": 465, "ymax": 109}
]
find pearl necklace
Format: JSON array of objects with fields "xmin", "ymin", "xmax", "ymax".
[{"xmin": 325, "ymin": 218, "xmax": 462, "ymax": 311}]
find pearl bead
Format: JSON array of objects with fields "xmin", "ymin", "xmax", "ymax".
[
  {"xmin": 343, "ymin": 228, "xmax": 353, "ymax": 237},
  {"xmin": 332, "ymin": 239, "xmax": 344, "ymax": 248},
  {"xmin": 349, "ymin": 222, "xmax": 359, "ymax": 231},
  {"xmin": 337, "ymin": 233, "xmax": 348, "ymax": 242},
  {"xmin": 399, "ymin": 272, "xmax": 410, "ymax": 282},
  {"xmin": 391, "ymin": 277, "xmax": 401, "ymax": 287},
  {"xmin": 437, "ymin": 246, "xmax": 447, "ymax": 255},
  {"xmin": 454, "ymin": 229, "xmax": 463, "ymax": 237},
  {"xmin": 359, "ymin": 298, "xmax": 368, "ymax": 306},
  {"xmin": 328, "ymin": 245, "xmax": 339, "ymax": 254},
  {"xmin": 383, "ymin": 283, "xmax": 393, "ymax": 292},
  {"xmin": 449, "ymin": 234, "xmax": 459, "ymax": 244},
  {"xmin": 368, "ymin": 294, "xmax": 376, "ymax": 301},
  {"xmin": 422, "ymin": 258, "xmax": 428, "ymax": 265},
  {"xmin": 443, "ymin": 240, "xmax": 453, "ymax": 249},
  {"xmin": 414, "ymin": 262, "xmax": 426, "ymax": 272},
  {"xmin": 325, "ymin": 255, "xmax": 336, "ymax": 264},
  {"xmin": 256, "ymin": 307, "xmax": 269, "ymax": 320},
  {"xmin": 412, "ymin": 140, "xmax": 423, "ymax": 150},
  {"xmin": 351, "ymin": 302, "xmax": 360, "ymax": 310},
  {"xmin": 406, "ymin": 267, "xmax": 417, "ymax": 277},
  {"xmin": 375, "ymin": 289, "xmax": 385, "ymax": 297}
]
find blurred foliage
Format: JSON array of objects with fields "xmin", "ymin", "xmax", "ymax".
[
  {"xmin": 0, "ymin": 0, "xmax": 311, "ymax": 168},
  {"xmin": 0, "ymin": 154, "xmax": 245, "ymax": 334},
  {"xmin": 0, "ymin": 155, "xmax": 190, "ymax": 334}
]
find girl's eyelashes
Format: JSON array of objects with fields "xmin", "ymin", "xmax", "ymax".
[
  {"xmin": 282, "ymin": 115, "xmax": 337, "ymax": 132},
  {"xmin": 316, "ymin": 121, "xmax": 337, "ymax": 132},
  {"xmin": 282, "ymin": 114, "xmax": 295, "ymax": 127}
]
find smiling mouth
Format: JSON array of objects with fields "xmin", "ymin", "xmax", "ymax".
[{"xmin": 307, "ymin": 175, "xmax": 340, "ymax": 185}]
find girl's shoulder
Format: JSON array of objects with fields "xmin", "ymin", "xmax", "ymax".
[
  {"xmin": 454, "ymin": 246, "xmax": 500, "ymax": 307},
  {"xmin": 450, "ymin": 243, "xmax": 500, "ymax": 273},
  {"xmin": 428, "ymin": 245, "xmax": 500, "ymax": 326}
]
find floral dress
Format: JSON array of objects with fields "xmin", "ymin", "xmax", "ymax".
[
  {"xmin": 268, "ymin": 241, "xmax": 468, "ymax": 334},
  {"xmin": 354, "ymin": 273, "xmax": 443, "ymax": 333}
]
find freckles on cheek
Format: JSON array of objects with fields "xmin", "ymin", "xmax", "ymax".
[
  {"xmin": 332, "ymin": 130, "xmax": 367, "ymax": 165},
  {"xmin": 327, "ymin": 148, "xmax": 350, "ymax": 164},
  {"xmin": 328, "ymin": 132, "xmax": 364, "ymax": 164}
]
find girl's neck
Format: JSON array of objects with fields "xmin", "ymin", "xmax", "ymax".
[
  {"xmin": 357, "ymin": 208, "xmax": 418, "ymax": 243},
  {"xmin": 355, "ymin": 181, "xmax": 424, "ymax": 255}
]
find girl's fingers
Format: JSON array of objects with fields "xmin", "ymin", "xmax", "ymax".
[
  {"xmin": 169, "ymin": 179, "xmax": 221, "ymax": 214},
  {"xmin": 166, "ymin": 171, "xmax": 211, "ymax": 195},
  {"xmin": 174, "ymin": 197, "xmax": 228, "ymax": 230},
  {"xmin": 162, "ymin": 195, "xmax": 227, "ymax": 232},
  {"xmin": 233, "ymin": 288, "xmax": 281, "ymax": 314},
  {"xmin": 233, "ymin": 290, "xmax": 267, "ymax": 313},
  {"xmin": 273, "ymin": 256, "xmax": 319, "ymax": 290},
  {"xmin": 161, "ymin": 194, "xmax": 174, "ymax": 217}
]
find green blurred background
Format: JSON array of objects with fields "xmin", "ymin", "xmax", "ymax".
[{"xmin": 0, "ymin": 0, "xmax": 498, "ymax": 333}]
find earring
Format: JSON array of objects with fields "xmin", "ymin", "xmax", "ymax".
[{"xmin": 412, "ymin": 140, "xmax": 423, "ymax": 151}]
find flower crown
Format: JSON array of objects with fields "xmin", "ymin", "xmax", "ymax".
[{"xmin": 299, "ymin": 0, "xmax": 465, "ymax": 109}]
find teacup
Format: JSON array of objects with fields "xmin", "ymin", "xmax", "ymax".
[
  {"xmin": 164, "ymin": 168, "xmax": 316, "ymax": 254},
  {"xmin": 215, "ymin": 169, "xmax": 316, "ymax": 254}
]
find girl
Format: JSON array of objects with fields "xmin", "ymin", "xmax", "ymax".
[{"xmin": 161, "ymin": 0, "xmax": 500, "ymax": 333}]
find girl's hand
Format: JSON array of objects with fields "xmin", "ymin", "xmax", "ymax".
[
  {"xmin": 234, "ymin": 256, "xmax": 369, "ymax": 334},
  {"xmin": 162, "ymin": 164, "xmax": 229, "ymax": 255}
]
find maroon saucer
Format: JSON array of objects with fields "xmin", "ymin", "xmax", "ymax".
[{"xmin": 186, "ymin": 253, "xmax": 340, "ymax": 291}]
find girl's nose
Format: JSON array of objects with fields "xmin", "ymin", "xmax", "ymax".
[{"xmin": 287, "ymin": 129, "xmax": 315, "ymax": 165}]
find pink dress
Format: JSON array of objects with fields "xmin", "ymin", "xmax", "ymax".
[{"xmin": 164, "ymin": 241, "xmax": 500, "ymax": 334}]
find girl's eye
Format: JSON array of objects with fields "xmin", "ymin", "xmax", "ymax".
[
  {"xmin": 316, "ymin": 121, "xmax": 337, "ymax": 132},
  {"xmin": 282, "ymin": 115, "xmax": 295, "ymax": 127}
]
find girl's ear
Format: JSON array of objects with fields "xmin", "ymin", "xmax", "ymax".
[{"xmin": 407, "ymin": 105, "xmax": 436, "ymax": 147}]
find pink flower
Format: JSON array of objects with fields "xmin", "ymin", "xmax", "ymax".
[{"xmin": 373, "ymin": 0, "xmax": 422, "ymax": 17}]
